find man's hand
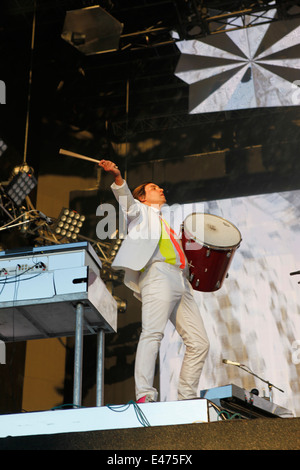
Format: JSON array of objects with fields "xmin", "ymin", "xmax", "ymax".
[
  {"xmin": 99, "ymin": 159, "xmax": 123, "ymax": 185},
  {"xmin": 99, "ymin": 159, "xmax": 120, "ymax": 176}
]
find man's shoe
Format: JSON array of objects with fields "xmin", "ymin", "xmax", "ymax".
[{"xmin": 136, "ymin": 395, "xmax": 155, "ymax": 403}]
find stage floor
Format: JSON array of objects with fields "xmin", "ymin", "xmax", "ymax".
[{"xmin": 0, "ymin": 399, "xmax": 219, "ymax": 439}]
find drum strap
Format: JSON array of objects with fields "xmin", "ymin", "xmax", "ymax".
[{"xmin": 160, "ymin": 217, "xmax": 186, "ymax": 270}]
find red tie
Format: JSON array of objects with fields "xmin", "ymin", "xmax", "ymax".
[{"xmin": 160, "ymin": 217, "xmax": 186, "ymax": 270}]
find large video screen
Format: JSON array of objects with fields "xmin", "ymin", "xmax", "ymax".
[
  {"xmin": 160, "ymin": 189, "xmax": 300, "ymax": 417},
  {"xmin": 175, "ymin": 10, "xmax": 300, "ymax": 114}
]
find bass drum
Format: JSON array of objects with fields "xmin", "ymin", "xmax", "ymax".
[{"xmin": 182, "ymin": 213, "xmax": 241, "ymax": 292}]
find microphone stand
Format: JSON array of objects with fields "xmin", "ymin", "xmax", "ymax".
[{"xmin": 234, "ymin": 363, "xmax": 284, "ymax": 401}]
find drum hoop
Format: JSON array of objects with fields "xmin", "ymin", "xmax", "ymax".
[
  {"xmin": 187, "ymin": 237, "xmax": 240, "ymax": 251},
  {"xmin": 183, "ymin": 212, "xmax": 242, "ymax": 249}
]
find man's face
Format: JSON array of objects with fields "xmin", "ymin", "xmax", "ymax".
[{"xmin": 141, "ymin": 183, "xmax": 166, "ymax": 207}]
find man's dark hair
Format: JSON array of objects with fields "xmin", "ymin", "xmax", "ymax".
[{"xmin": 132, "ymin": 182, "xmax": 152, "ymax": 201}]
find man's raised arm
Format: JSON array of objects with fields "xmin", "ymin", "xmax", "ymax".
[
  {"xmin": 99, "ymin": 159, "xmax": 124, "ymax": 186},
  {"xmin": 99, "ymin": 159, "xmax": 137, "ymax": 215}
]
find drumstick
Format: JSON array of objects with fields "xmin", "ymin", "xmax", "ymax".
[{"xmin": 59, "ymin": 148, "xmax": 100, "ymax": 164}]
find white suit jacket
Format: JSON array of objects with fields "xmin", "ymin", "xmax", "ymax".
[{"xmin": 111, "ymin": 180, "xmax": 162, "ymax": 294}]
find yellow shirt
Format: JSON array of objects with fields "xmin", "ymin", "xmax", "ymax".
[{"xmin": 144, "ymin": 217, "xmax": 186, "ymax": 270}]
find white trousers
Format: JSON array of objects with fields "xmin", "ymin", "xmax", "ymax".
[{"xmin": 135, "ymin": 262, "xmax": 209, "ymax": 401}]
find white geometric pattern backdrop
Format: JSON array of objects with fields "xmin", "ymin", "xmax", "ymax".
[
  {"xmin": 160, "ymin": 190, "xmax": 300, "ymax": 417},
  {"xmin": 175, "ymin": 8, "xmax": 300, "ymax": 113}
]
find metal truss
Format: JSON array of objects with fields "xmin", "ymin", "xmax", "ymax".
[
  {"xmin": 176, "ymin": 0, "xmax": 300, "ymax": 40},
  {"xmin": 5, "ymin": 1, "xmax": 300, "ymax": 47},
  {"xmin": 110, "ymin": 106, "xmax": 288, "ymax": 138}
]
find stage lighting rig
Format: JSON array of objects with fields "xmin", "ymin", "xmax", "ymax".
[
  {"xmin": 54, "ymin": 208, "xmax": 86, "ymax": 242},
  {"xmin": 0, "ymin": 184, "xmax": 18, "ymax": 226},
  {"xmin": 109, "ymin": 238, "xmax": 122, "ymax": 261},
  {"xmin": 61, "ymin": 5, "xmax": 123, "ymax": 55},
  {"xmin": 175, "ymin": 0, "xmax": 300, "ymax": 39},
  {"xmin": 5, "ymin": 166, "xmax": 37, "ymax": 207}
]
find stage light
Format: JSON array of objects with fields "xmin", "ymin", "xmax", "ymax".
[
  {"xmin": 185, "ymin": 23, "xmax": 205, "ymax": 39},
  {"xmin": 109, "ymin": 238, "xmax": 122, "ymax": 259},
  {"xmin": 5, "ymin": 169, "xmax": 37, "ymax": 206},
  {"xmin": 54, "ymin": 208, "xmax": 86, "ymax": 241},
  {"xmin": 61, "ymin": 5, "xmax": 123, "ymax": 55},
  {"xmin": 0, "ymin": 139, "xmax": 7, "ymax": 157}
]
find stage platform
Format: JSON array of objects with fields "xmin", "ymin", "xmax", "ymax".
[
  {"xmin": 0, "ymin": 399, "xmax": 219, "ymax": 438},
  {"xmin": 0, "ymin": 398, "xmax": 299, "ymax": 450}
]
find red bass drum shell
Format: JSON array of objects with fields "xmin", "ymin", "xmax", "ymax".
[{"xmin": 182, "ymin": 213, "xmax": 241, "ymax": 292}]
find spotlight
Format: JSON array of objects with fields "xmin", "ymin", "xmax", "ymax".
[
  {"xmin": 185, "ymin": 22, "xmax": 204, "ymax": 39},
  {"xmin": 71, "ymin": 32, "xmax": 86, "ymax": 46},
  {"xmin": 5, "ymin": 169, "xmax": 37, "ymax": 206},
  {"xmin": 54, "ymin": 208, "xmax": 86, "ymax": 241},
  {"xmin": 109, "ymin": 238, "xmax": 122, "ymax": 259}
]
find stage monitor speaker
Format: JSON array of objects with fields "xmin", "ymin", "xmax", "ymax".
[{"xmin": 61, "ymin": 5, "xmax": 123, "ymax": 55}]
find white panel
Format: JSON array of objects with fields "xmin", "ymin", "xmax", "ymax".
[
  {"xmin": 0, "ymin": 272, "xmax": 55, "ymax": 302},
  {"xmin": 0, "ymin": 400, "xmax": 214, "ymax": 438}
]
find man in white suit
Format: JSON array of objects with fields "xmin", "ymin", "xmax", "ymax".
[{"xmin": 99, "ymin": 160, "xmax": 209, "ymax": 403}]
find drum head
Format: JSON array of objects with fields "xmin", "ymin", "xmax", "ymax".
[{"xmin": 184, "ymin": 213, "xmax": 241, "ymax": 249}]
